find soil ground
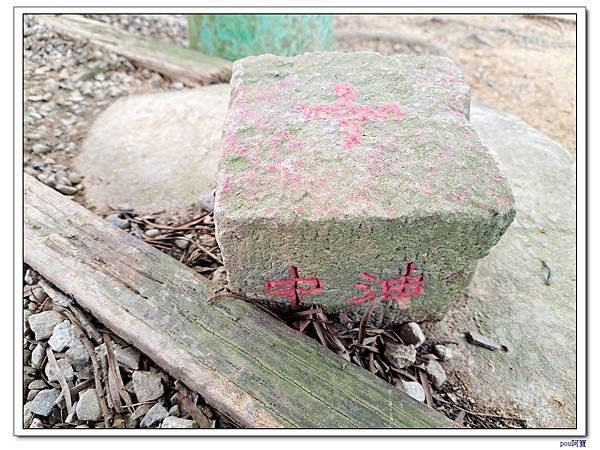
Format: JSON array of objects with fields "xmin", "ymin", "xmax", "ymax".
[{"xmin": 336, "ymin": 14, "xmax": 576, "ymax": 154}]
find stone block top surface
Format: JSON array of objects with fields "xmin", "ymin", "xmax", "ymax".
[{"xmin": 215, "ymin": 52, "xmax": 513, "ymax": 223}]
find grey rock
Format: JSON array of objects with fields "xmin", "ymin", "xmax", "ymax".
[
  {"xmin": 25, "ymin": 132, "xmax": 42, "ymax": 141},
  {"xmin": 115, "ymin": 346, "xmax": 141, "ymax": 370},
  {"xmin": 28, "ymin": 379, "xmax": 47, "ymax": 390},
  {"xmin": 384, "ymin": 342, "xmax": 416, "ymax": 369},
  {"xmin": 96, "ymin": 343, "xmax": 141, "ymax": 370},
  {"xmin": 161, "ymin": 416, "xmax": 198, "ymax": 428},
  {"xmin": 24, "ymin": 268, "xmax": 36, "ymax": 285},
  {"xmin": 75, "ymin": 366, "xmax": 93, "ymax": 381},
  {"xmin": 24, "ymin": 349, "xmax": 32, "ymax": 365},
  {"xmin": 167, "ymin": 405, "xmax": 180, "ymax": 417},
  {"xmin": 433, "ymin": 344, "xmax": 453, "ymax": 360},
  {"xmin": 32, "ymin": 143, "xmax": 50, "ymax": 154},
  {"xmin": 23, "ymin": 310, "xmax": 32, "ymax": 330},
  {"xmin": 45, "ymin": 357, "xmax": 74, "ymax": 382},
  {"xmin": 140, "ymin": 403, "xmax": 168, "ymax": 428},
  {"xmin": 129, "ymin": 403, "xmax": 151, "ymax": 427},
  {"xmin": 31, "ymin": 160, "xmax": 47, "ymax": 169},
  {"xmin": 400, "ymin": 322, "xmax": 426, "ymax": 348},
  {"xmin": 394, "ymin": 379, "xmax": 425, "ymax": 402},
  {"xmin": 124, "ymin": 380, "xmax": 136, "ymax": 394},
  {"xmin": 24, "ymin": 401, "xmax": 33, "ymax": 428},
  {"xmin": 114, "ymin": 203, "xmax": 133, "ymax": 212},
  {"xmin": 29, "ymin": 418, "xmax": 44, "ymax": 428},
  {"xmin": 68, "ymin": 172, "xmax": 83, "ymax": 184},
  {"xmin": 174, "ymin": 238, "xmax": 189, "ymax": 249},
  {"xmin": 28, "ymin": 310, "xmax": 64, "ymax": 340},
  {"xmin": 55, "ymin": 170, "xmax": 72, "ymax": 186},
  {"xmin": 27, "ymin": 389, "xmax": 39, "ymax": 401},
  {"xmin": 144, "ymin": 228, "xmax": 161, "ymax": 238},
  {"xmin": 30, "ymin": 388, "xmax": 60, "ymax": 416},
  {"xmin": 466, "ymin": 331, "xmax": 503, "ymax": 351},
  {"xmin": 132, "ymin": 371, "xmax": 164, "ymax": 402},
  {"xmin": 425, "ymin": 359, "xmax": 447, "ymax": 389},
  {"xmin": 197, "ymin": 192, "xmax": 215, "ymax": 212},
  {"xmin": 29, "ymin": 285, "xmax": 46, "ymax": 303},
  {"xmin": 48, "ymin": 320, "xmax": 76, "ymax": 352},
  {"xmin": 23, "ymin": 374, "xmax": 34, "ymax": 394},
  {"xmin": 66, "ymin": 338, "xmax": 90, "ymax": 368},
  {"xmin": 55, "ymin": 184, "xmax": 78, "ymax": 195},
  {"xmin": 106, "ymin": 214, "xmax": 129, "ymax": 229},
  {"xmin": 37, "ymin": 172, "xmax": 56, "ymax": 187},
  {"xmin": 24, "ymin": 166, "xmax": 37, "ymax": 176},
  {"xmin": 423, "ymin": 102, "xmax": 577, "ymax": 428},
  {"xmin": 76, "ymin": 389, "xmax": 102, "ymax": 421}
]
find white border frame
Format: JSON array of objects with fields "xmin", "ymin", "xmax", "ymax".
[{"xmin": 12, "ymin": 4, "xmax": 587, "ymax": 438}]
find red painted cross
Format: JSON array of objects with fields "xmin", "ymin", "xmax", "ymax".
[
  {"xmin": 264, "ymin": 266, "xmax": 323, "ymax": 308},
  {"xmin": 300, "ymin": 82, "xmax": 405, "ymax": 149},
  {"xmin": 347, "ymin": 262, "xmax": 424, "ymax": 308}
]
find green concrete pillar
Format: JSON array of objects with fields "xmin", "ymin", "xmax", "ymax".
[{"xmin": 187, "ymin": 15, "xmax": 335, "ymax": 61}]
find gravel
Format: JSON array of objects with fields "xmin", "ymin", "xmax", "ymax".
[
  {"xmin": 45, "ymin": 357, "xmax": 75, "ymax": 382},
  {"xmin": 55, "ymin": 184, "xmax": 79, "ymax": 195},
  {"xmin": 76, "ymin": 389, "xmax": 102, "ymax": 421},
  {"xmin": 384, "ymin": 342, "xmax": 416, "ymax": 369},
  {"xmin": 425, "ymin": 359, "xmax": 447, "ymax": 389},
  {"xmin": 66, "ymin": 338, "xmax": 90, "ymax": 368},
  {"xmin": 28, "ymin": 311, "xmax": 64, "ymax": 340},
  {"xmin": 48, "ymin": 320, "xmax": 76, "ymax": 351},
  {"xmin": 161, "ymin": 416, "xmax": 198, "ymax": 428},
  {"xmin": 433, "ymin": 344, "xmax": 453, "ymax": 360},
  {"xmin": 140, "ymin": 403, "xmax": 168, "ymax": 428},
  {"xmin": 395, "ymin": 379, "xmax": 426, "ymax": 402},
  {"xmin": 31, "ymin": 343, "xmax": 46, "ymax": 369},
  {"xmin": 23, "ymin": 14, "xmax": 173, "ymax": 203},
  {"xmin": 399, "ymin": 322, "xmax": 426, "ymax": 347},
  {"xmin": 96, "ymin": 343, "xmax": 141, "ymax": 370},
  {"xmin": 132, "ymin": 370, "xmax": 164, "ymax": 402},
  {"xmin": 22, "ymin": 13, "xmax": 225, "ymax": 430},
  {"xmin": 106, "ymin": 214, "xmax": 129, "ymax": 229},
  {"xmin": 28, "ymin": 379, "xmax": 47, "ymax": 390},
  {"xmin": 30, "ymin": 388, "xmax": 61, "ymax": 416}
]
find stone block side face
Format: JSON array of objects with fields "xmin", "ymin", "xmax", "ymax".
[
  {"xmin": 215, "ymin": 52, "xmax": 515, "ymax": 324},
  {"xmin": 216, "ymin": 210, "xmax": 514, "ymax": 324}
]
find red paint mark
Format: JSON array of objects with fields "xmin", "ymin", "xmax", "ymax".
[
  {"xmin": 264, "ymin": 266, "xmax": 323, "ymax": 308},
  {"xmin": 300, "ymin": 82, "xmax": 404, "ymax": 149},
  {"xmin": 347, "ymin": 263, "xmax": 424, "ymax": 308},
  {"xmin": 220, "ymin": 175, "xmax": 232, "ymax": 193}
]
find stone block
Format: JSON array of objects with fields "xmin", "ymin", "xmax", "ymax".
[{"xmin": 214, "ymin": 52, "xmax": 515, "ymax": 324}]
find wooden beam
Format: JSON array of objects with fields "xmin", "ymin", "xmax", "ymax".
[
  {"xmin": 37, "ymin": 15, "xmax": 231, "ymax": 86},
  {"xmin": 24, "ymin": 174, "xmax": 456, "ymax": 429}
]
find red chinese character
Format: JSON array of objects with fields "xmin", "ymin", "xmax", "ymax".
[
  {"xmin": 300, "ymin": 82, "xmax": 404, "ymax": 149},
  {"xmin": 264, "ymin": 266, "xmax": 323, "ymax": 308},
  {"xmin": 347, "ymin": 263, "xmax": 424, "ymax": 308}
]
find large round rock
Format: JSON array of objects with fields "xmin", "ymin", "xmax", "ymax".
[
  {"xmin": 74, "ymin": 84, "xmax": 229, "ymax": 215},
  {"xmin": 424, "ymin": 100, "xmax": 576, "ymax": 428}
]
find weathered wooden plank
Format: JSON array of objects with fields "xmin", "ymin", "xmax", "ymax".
[
  {"xmin": 24, "ymin": 174, "xmax": 455, "ymax": 428},
  {"xmin": 37, "ymin": 15, "xmax": 231, "ymax": 86}
]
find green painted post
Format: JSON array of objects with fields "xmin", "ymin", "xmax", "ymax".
[{"xmin": 187, "ymin": 15, "xmax": 335, "ymax": 61}]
